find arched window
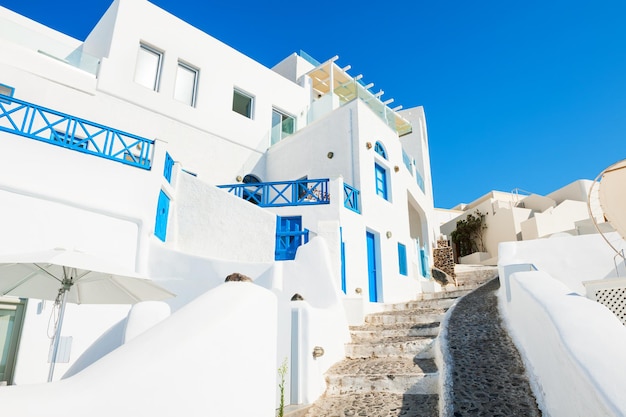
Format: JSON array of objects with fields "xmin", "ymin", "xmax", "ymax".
[{"xmin": 374, "ymin": 141, "xmax": 387, "ymax": 159}]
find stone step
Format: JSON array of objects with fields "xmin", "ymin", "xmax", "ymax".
[
  {"xmin": 364, "ymin": 309, "xmax": 445, "ymax": 325},
  {"xmin": 350, "ymin": 321, "xmax": 441, "ymax": 340},
  {"xmin": 302, "ymin": 392, "xmax": 438, "ymax": 417},
  {"xmin": 345, "ymin": 335, "xmax": 435, "ymax": 359},
  {"xmin": 417, "ymin": 288, "xmax": 475, "ymax": 300},
  {"xmin": 382, "ymin": 296, "xmax": 457, "ymax": 311},
  {"xmin": 324, "ymin": 357, "xmax": 438, "ymax": 395}
]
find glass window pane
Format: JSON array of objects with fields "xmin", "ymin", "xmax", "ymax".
[
  {"xmin": 134, "ymin": 45, "xmax": 161, "ymax": 91},
  {"xmin": 233, "ymin": 90, "xmax": 253, "ymax": 118},
  {"xmin": 175, "ymin": 63, "xmax": 198, "ymax": 106}
]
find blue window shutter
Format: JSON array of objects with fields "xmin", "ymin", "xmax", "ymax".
[
  {"xmin": 163, "ymin": 152, "xmax": 174, "ymax": 183},
  {"xmin": 375, "ymin": 163, "xmax": 388, "ymax": 200},
  {"xmin": 398, "ymin": 243, "xmax": 408, "ymax": 276},
  {"xmin": 155, "ymin": 190, "xmax": 170, "ymax": 242}
]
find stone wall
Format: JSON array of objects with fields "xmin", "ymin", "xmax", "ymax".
[{"xmin": 434, "ymin": 239, "xmax": 456, "ymax": 278}]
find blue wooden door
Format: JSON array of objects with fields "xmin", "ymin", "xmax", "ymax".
[
  {"xmin": 366, "ymin": 231, "xmax": 378, "ymax": 302},
  {"xmin": 275, "ymin": 216, "xmax": 303, "ymax": 260}
]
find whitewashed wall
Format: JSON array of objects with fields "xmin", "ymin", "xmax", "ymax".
[
  {"xmin": 0, "ymin": 283, "xmax": 278, "ymax": 417},
  {"xmin": 499, "ymin": 270, "xmax": 626, "ymax": 416},
  {"xmin": 498, "ymin": 233, "xmax": 626, "ymax": 416}
]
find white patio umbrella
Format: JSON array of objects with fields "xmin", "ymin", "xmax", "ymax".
[{"xmin": 0, "ymin": 248, "xmax": 175, "ymax": 382}]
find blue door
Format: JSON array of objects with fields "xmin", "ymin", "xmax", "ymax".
[
  {"xmin": 275, "ymin": 216, "xmax": 304, "ymax": 260},
  {"xmin": 366, "ymin": 231, "xmax": 379, "ymax": 302}
]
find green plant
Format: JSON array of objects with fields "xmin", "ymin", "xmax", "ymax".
[
  {"xmin": 277, "ymin": 357, "xmax": 288, "ymax": 417},
  {"xmin": 451, "ymin": 210, "xmax": 487, "ymax": 257}
]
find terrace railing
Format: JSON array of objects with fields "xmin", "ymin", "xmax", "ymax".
[
  {"xmin": 218, "ymin": 178, "xmax": 330, "ymax": 208},
  {"xmin": 343, "ymin": 183, "xmax": 361, "ymax": 214},
  {"xmin": 0, "ymin": 95, "xmax": 154, "ymax": 169}
]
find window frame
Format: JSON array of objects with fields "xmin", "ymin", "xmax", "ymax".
[
  {"xmin": 134, "ymin": 43, "xmax": 163, "ymax": 92},
  {"xmin": 232, "ymin": 88, "xmax": 255, "ymax": 119},
  {"xmin": 374, "ymin": 162, "xmax": 389, "ymax": 200},
  {"xmin": 174, "ymin": 61, "xmax": 199, "ymax": 107},
  {"xmin": 271, "ymin": 107, "xmax": 296, "ymax": 145},
  {"xmin": 374, "ymin": 141, "xmax": 387, "ymax": 159},
  {"xmin": 397, "ymin": 242, "xmax": 408, "ymax": 276}
]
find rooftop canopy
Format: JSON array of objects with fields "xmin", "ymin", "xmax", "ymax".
[{"xmin": 306, "ymin": 56, "xmax": 412, "ymax": 137}]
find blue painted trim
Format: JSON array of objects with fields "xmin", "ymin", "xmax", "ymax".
[
  {"xmin": 0, "ymin": 95, "xmax": 154, "ymax": 170},
  {"xmin": 398, "ymin": 243, "xmax": 408, "ymax": 276},
  {"xmin": 275, "ymin": 216, "xmax": 309, "ymax": 261},
  {"xmin": 155, "ymin": 190, "xmax": 170, "ymax": 242},
  {"xmin": 366, "ymin": 231, "xmax": 378, "ymax": 302},
  {"xmin": 343, "ymin": 183, "xmax": 361, "ymax": 214},
  {"xmin": 219, "ymin": 178, "xmax": 330, "ymax": 208},
  {"xmin": 374, "ymin": 141, "xmax": 387, "ymax": 159},
  {"xmin": 420, "ymin": 247, "xmax": 430, "ymax": 277},
  {"xmin": 375, "ymin": 163, "xmax": 388, "ymax": 200},
  {"xmin": 340, "ymin": 227, "xmax": 346, "ymax": 294},
  {"xmin": 163, "ymin": 152, "xmax": 174, "ymax": 182}
]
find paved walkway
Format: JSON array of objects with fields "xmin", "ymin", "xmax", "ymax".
[
  {"xmin": 293, "ymin": 278, "xmax": 541, "ymax": 417},
  {"xmin": 444, "ymin": 278, "xmax": 542, "ymax": 416}
]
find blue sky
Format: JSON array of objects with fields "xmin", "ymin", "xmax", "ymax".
[{"xmin": 2, "ymin": 0, "xmax": 625, "ymax": 208}]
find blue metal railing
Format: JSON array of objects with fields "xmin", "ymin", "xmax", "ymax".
[
  {"xmin": 0, "ymin": 95, "xmax": 154, "ymax": 169},
  {"xmin": 343, "ymin": 183, "xmax": 361, "ymax": 214},
  {"xmin": 218, "ymin": 178, "xmax": 330, "ymax": 208}
]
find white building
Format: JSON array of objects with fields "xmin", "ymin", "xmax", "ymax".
[
  {"xmin": 439, "ymin": 180, "xmax": 612, "ymax": 265},
  {"xmin": 0, "ymin": 1, "xmax": 438, "ymax": 414}
]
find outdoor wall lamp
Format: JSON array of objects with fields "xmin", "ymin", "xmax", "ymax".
[
  {"xmin": 386, "ymin": 231, "xmax": 392, "ymax": 239},
  {"xmin": 236, "ymin": 175, "xmax": 243, "ymax": 182},
  {"xmin": 312, "ymin": 346, "xmax": 325, "ymax": 359},
  {"xmin": 394, "ymin": 165, "xmax": 400, "ymax": 172},
  {"xmin": 365, "ymin": 142, "xmax": 372, "ymax": 149},
  {"xmin": 355, "ymin": 287, "xmax": 362, "ymax": 294},
  {"xmin": 327, "ymin": 151, "xmax": 334, "ymax": 159}
]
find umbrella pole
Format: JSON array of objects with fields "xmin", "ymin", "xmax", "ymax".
[{"xmin": 47, "ymin": 282, "xmax": 70, "ymax": 382}]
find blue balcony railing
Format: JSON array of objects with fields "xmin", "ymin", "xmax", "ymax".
[
  {"xmin": 0, "ymin": 95, "xmax": 154, "ymax": 169},
  {"xmin": 343, "ymin": 183, "xmax": 361, "ymax": 214},
  {"xmin": 219, "ymin": 178, "xmax": 330, "ymax": 208}
]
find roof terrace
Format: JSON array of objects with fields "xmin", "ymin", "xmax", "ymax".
[{"xmin": 304, "ymin": 55, "xmax": 412, "ymax": 137}]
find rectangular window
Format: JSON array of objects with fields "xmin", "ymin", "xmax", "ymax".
[
  {"xmin": 271, "ymin": 108, "xmax": 295, "ymax": 145},
  {"xmin": 398, "ymin": 243, "xmax": 408, "ymax": 276},
  {"xmin": 375, "ymin": 163, "xmax": 388, "ymax": 200},
  {"xmin": 174, "ymin": 62, "xmax": 198, "ymax": 106},
  {"xmin": 233, "ymin": 89, "xmax": 254, "ymax": 119},
  {"xmin": 134, "ymin": 44, "xmax": 162, "ymax": 91}
]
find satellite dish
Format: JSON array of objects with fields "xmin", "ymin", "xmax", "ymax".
[{"xmin": 588, "ymin": 159, "xmax": 626, "ymax": 260}]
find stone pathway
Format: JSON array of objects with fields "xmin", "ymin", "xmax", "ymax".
[
  {"xmin": 298, "ymin": 278, "xmax": 541, "ymax": 417},
  {"xmin": 303, "ymin": 290, "xmax": 473, "ymax": 417},
  {"xmin": 444, "ymin": 277, "xmax": 542, "ymax": 416}
]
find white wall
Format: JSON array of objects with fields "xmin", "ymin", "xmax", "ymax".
[
  {"xmin": 172, "ymin": 171, "xmax": 276, "ymax": 262},
  {"xmin": 0, "ymin": 282, "xmax": 278, "ymax": 417},
  {"xmin": 499, "ymin": 270, "xmax": 626, "ymax": 416}
]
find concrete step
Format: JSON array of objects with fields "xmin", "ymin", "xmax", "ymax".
[
  {"xmin": 382, "ymin": 296, "xmax": 457, "ymax": 311},
  {"xmin": 302, "ymin": 392, "xmax": 438, "ymax": 417},
  {"xmin": 364, "ymin": 309, "xmax": 446, "ymax": 325},
  {"xmin": 350, "ymin": 321, "xmax": 441, "ymax": 340},
  {"xmin": 324, "ymin": 357, "xmax": 438, "ymax": 395},
  {"xmin": 345, "ymin": 335, "xmax": 435, "ymax": 358},
  {"xmin": 417, "ymin": 287, "xmax": 475, "ymax": 300}
]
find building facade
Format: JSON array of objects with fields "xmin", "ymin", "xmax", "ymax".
[{"xmin": 0, "ymin": 0, "xmax": 438, "ymax": 413}]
